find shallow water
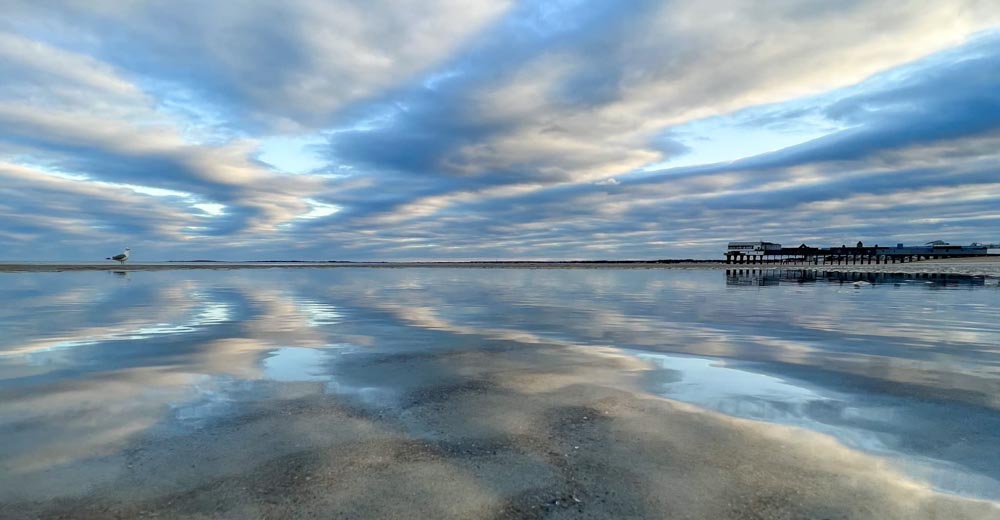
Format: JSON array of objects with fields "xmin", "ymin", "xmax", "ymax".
[{"xmin": 1, "ymin": 267, "xmax": 999, "ymax": 507}]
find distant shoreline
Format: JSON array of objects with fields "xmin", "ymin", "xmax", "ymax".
[
  {"xmin": 1, "ymin": 257, "xmax": 997, "ymax": 274},
  {"xmin": 0, "ymin": 261, "xmax": 729, "ymax": 272}
]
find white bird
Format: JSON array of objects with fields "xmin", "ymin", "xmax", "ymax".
[
  {"xmin": 107, "ymin": 247, "xmax": 131, "ymax": 264},
  {"xmin": 852, "ymin": 280, "xmax": 871, "ymax": 287}
]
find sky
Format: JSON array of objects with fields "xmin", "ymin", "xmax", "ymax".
[{"xmin": 1, "ymin": 0, "xmax": 999, "ymax": 261}]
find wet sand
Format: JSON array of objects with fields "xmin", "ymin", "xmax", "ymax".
[{"xmin": 4, "ymin": 344, "xmax": 997, "ymax": 519}]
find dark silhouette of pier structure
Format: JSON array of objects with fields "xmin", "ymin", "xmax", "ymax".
[
  {"xmin": 724, "ymin": 241, "xmax": 998, "ymax": 265},
  {"xmin": 725, "ymin": 268, "xmax": 996, "ymax": 287}
]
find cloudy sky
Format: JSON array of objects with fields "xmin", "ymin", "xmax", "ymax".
[{"xmin": 2, "ymin": 1, "xmax": 999, "ymax": 261}]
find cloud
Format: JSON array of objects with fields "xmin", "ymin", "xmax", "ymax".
[
  {"xmin": 322, "ymin": 1, "xmax": 1000, "ymax": 227},
  {"xmin": 0, "ymin": 29, "xmax": 327, "ymax": 246},
  {"xmin": 0, "ymin": 1, "xmax": 998, "ymax": 259},
  {"xmin": 311, "ymin": 31, "xmax": 1000, "ymax": 259},
  {"xmin": 0, "ymin": 1, "xmax": 513, "ymax": 257},
  {"xmin": 1, "ymin": 0, "xmax": 511, "ymax": 130}
]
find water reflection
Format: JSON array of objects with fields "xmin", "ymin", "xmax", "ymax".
[
  {"xmin": 726, "ymin": 268, "xmax": 999, "ymax": 287},
  {"xmin": 1, "ymin": 268, "xmax": 999, "ymax": 501},
  {"xmin": 633, "ymin": 350, "xmax": 1000, "ymax": 499}
]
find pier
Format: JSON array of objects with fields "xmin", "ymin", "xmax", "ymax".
[{"xmin": 724, "ymin": 240, "xmax": 1000, "ymax": 265}]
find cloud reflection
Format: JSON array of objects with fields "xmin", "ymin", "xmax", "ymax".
[{"xmin": 1, "ymin": 268, "xmax": 999, "ymax": 504}]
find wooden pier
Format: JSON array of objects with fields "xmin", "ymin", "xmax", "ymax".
[{"xmin": 724, "ymin": 241, "xmax": 998, "ymax": 265}]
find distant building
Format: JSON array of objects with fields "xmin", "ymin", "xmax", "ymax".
[{"xmin": 726, "ymin": 241, "xmax": 782, "ymax": 256}]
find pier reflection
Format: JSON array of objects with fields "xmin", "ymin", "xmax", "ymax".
[{"xmin": 726, "ymin": 268, "xmax": 997, "ymax": 287}]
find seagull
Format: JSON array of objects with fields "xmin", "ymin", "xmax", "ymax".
[{"xmin": 107, "ymin": 247, "xmax": 131, "ymax": 265}]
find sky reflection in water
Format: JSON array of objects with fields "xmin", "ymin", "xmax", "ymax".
[{"xmin": 1, "ymin": 268, "xmax": 999, "ymax": 500}]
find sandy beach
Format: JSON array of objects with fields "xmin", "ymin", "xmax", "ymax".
[
  {"xmin": 4, "ymin": 343, "xmax": 997, "ymax": 520},
  {"xmin": 3, "ymin": 265, "xmax": 1000, "ymax": 519}
]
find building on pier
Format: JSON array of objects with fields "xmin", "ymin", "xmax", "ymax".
[{"xmin": 725, "ymin": 241, "xmax": 782, "ymax": 256}]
